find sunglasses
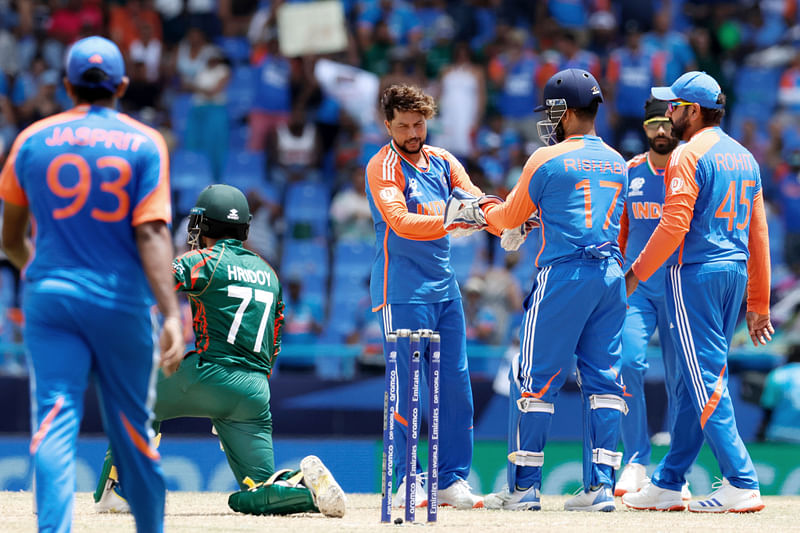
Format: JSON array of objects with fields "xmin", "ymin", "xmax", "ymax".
[
  {"xmin": 644, "ymin": 119, "xmax": 672, "ymax": 133},
  {"xmin": 667, "ymin": 100, "xmax": 694, "ymax": 112}
]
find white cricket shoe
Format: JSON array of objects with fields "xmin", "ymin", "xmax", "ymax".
[
  {"xmin": 614, "ymin": 463, "xmax": 648, "ymax": 496},
  {"xmin": 300, "ymin": 455, "xmax": 347, "ymax": 518},
  {"xmin": 394, "ymin": 476, "xmax": 427, "ymax": 509},
  {"xmin": 94, "ymin": 478, "xmax": 130, "ymax": 514},
  {"xmin": 622, "ymin": 481, "xmax": 685, "ymax": 511},
  {"xmin": 438, "ymin": 479, "xmax": 484, "ymax": 509},
  {"xmin": 681, "ymin": 481, "xmax": 692, "ymax": 501},
  {"xmin": 484, "ymin": 485, "xmax": 540, "ymax": 510},
  {"xmin": 564, "ymin": 485, "xmax": 615, "ymax": 512},
  {"xmin": 688, "ymin": 478, "xmax": 764, "ymax": 513}
]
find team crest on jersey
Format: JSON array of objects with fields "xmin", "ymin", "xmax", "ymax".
[
  {"xmin": 380, "ymin": 188, "xmax": 395, "ymax": 201},
  {"xmin": 629, "ymin": 177, "xmax": 645, "ymax": 197},
  {"xmin": 670, "ymin": 177, "xmax": 684, "ymax": 192},
  {"xmin": 227, "ymin": 209, "xmax": 240, "ymax": 220},
  {"xmin": 408, "ymin": 178, "xmax": 422, "ymax": 198}
]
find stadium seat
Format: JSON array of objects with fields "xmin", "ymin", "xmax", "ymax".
[
  {"xmin": 280, "ymin": 240, "xmax": 329, "ymax": 281},
  {"xmin": 732, "ymin": 66, "xmax": 782, "ymax": 121},
  {"xmin": 170, "ymin": 150, "xmax": 215, "ymax": 216},
  {"xmin": 332, "ymin": 241, "xmax": 373, "ymax": 283},
  {"xmin": 222, "ymin": 150, "xmax": 267, "ymax": 189},
  {"xmin": 226, "ymin": 66, "xmax": 256, "ymax": 123},
  {"xmin": 284, "ymin": 180, "xmax": 331, "ymax": 239},
  {"xmin": 450, "ymin": 235, "xmax": 487, "ymax": 283},
  {"xmin": 169, "ymin": 92, "xmax": 193, "ymax": 146}
]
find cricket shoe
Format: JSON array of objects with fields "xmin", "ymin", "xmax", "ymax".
[
  {"xmin": 614, "ymin": 463, "xmax": 648, "ymax": 496},
  {"xmin": 394, "ymin": 475, "xmax": 427, "ymax": 509},
  {"xmin": 94, "ymin": 478, "xmax": 130, "ymax": 514},
  {"xmin": 564, "ymin": 485, "xmax": 615, "ymax": 512},
  {"xmin": 300, "ymin": 455, "xmax": 347, "ymax": 518},
  {"xmin": 688, "ymin": 478, "xmax": 764, "ymax": 513},
  {"xmin": 484, "ymin": 485, "xmax": 540, "ymax": 510},
  {"xmin": 622, "ymin": 481, "xmax": 685, "ymax": 511},
  {"xmin": 438, "ymin": 479, "xmax": 484, "ymax": 509},
  {"xmin": 681, "ymin": 481, "xmax": 692, "ymax": 501}
]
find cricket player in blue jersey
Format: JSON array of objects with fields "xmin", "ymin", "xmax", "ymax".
[
  {"xmin": 614, "ymin": 97, "xmax": 686, "ymax": 498},
  {"xmin": 0, "ymin": 36, "xmax": 183, "ymax": 532},
  {"xmin": 452, "ymin": 69, "xmax": 629, "ymax": 512},
  {"xmin": 366, "ymin": 84, "xmax": 499, "ymax": 509},
  {"xmin": 623, "ymin": 72, "xmax": 771, "ymax": 513}
]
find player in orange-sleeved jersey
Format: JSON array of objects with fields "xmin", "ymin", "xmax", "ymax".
[
  {"xmin": 0, "ymin": 36, "xmax": 182, "ymax": 532},
  {"xmin": 366, "ymin": 84, "xmax": 501, "ymax": 510},
  {"xmin": 623, "ymin": 72, "xmax": 771, "ymax": 514}
]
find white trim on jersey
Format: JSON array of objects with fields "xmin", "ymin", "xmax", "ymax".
[
  {"xmin": 520, "ymin": 266, "xmax": 551, "ymax": 394},
  {"xmin": 382, "ymin": 304, "xmax": 393, "ymax": 339},
  {"xmin": 669, "ymin": 265, "xmax": 709, "ymax": 411},
  {"xmin": 382, "ymin": 150, "xmax": 399, "ymax": 185}
]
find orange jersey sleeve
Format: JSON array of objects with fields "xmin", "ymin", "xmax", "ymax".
[
  {"xmin": 0, "ymin": 136, "xmax": 29, "ymax": 207},
  {"xmin": 485, "ymin": 145, "xmax": 576, "ymax": 230},
  {"xmin": 631, "ymin": 147, "xmax": 699, "ymax": 281},
  {"xmin": 746, "ymin": 191, "xmax": 771, "ymax": 314},
  {"xmin": 366, "ymin": 149, "xmax": 448, "ymax": 241}
]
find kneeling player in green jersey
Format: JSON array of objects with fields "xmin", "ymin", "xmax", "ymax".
[{"xmin": 94, "ymin": 184, "xmax": 346, "ymax": 517}]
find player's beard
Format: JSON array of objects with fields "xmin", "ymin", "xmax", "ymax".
[
  {"xmin": 395, "ymin": 135, "xmax": 425, "ymax": 155},
  {"xmin": 649, "ymin": 133, "xmax": 679, "ymax": 155},
  {"xmin": 670, "ymin": 113, "xmax": 690, "ymax": 142},
  {"xmin": 555, "ymin": 122, "xmax": 566, "ymax": 143}
]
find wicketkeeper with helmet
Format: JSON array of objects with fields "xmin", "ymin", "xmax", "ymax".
[
  {"xmin": 447, "ymin": 69, "xmax": 629, "ymax": 512},
  {"xmin": 95, "ymin": 184, "xmax": 347, "ymax": 518}
]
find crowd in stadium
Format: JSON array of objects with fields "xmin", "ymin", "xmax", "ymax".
[{"xmin": 0, "ymin": 0, "xmax": 799, "ymax": 380}]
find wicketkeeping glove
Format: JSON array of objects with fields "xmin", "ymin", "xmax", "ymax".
[
  {"xmin": 500, "ymin": 214, "xmax": 540, "ymax": 251},
  {"xmin": 443, "ymin": 188, "xmax": 502, "ymax": 238}
]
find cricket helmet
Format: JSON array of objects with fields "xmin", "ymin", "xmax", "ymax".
[{"xmin": 187, "ymin": 184, "xmax": 252, "ymax": 249}]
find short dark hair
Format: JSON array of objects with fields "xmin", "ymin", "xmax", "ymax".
[
  {"xmin": 700, "ymin": 93, "xmax": 726, "ymax": 126},
  {"xmin": 71, "ymin": 67, "xmax": 116, "ymax": 103},
  {"xmin": 380, "ymin": 84, "xmax": 436, "ymax": 122},
  {"xmin": 572, "ymin": 99, "xmax": 600, "ymax": 121}
]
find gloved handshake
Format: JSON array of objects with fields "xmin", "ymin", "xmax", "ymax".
[
  {"xmin": 500, "ymin": 214, "xmax": 540, "ymax": 251},
  {"xmin": 443, "ymin": 187, "xmax": 502, "ymax": 238}
]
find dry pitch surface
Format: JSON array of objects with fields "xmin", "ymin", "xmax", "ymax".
[{"xmin": 3, "ymin": 492, "xmax": 800, "ymax": 532}]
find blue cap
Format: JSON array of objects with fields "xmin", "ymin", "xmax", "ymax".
[
  {"xmin": 534, "ymin": 68, "xmax": 603, "ymax": 111},
  {"xmin": 66, "ymin": 36, "xmax": 125, "ymax": 92},
  {"xmin": 651, "ymin": 71, "xmax": 724, "ymax": 110}
]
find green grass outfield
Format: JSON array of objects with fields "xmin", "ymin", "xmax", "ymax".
[{"xmin": 4, "ymin": 492, "xmax": 800, "ymax": 532}]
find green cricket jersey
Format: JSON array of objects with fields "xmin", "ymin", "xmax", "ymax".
[{"xmin": 172, "ymin": 238, "xmax": 283, "ymax": 375}]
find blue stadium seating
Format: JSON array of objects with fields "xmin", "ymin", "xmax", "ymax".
[
  {"xmin": 332, "ymin": 240, "xmax": 373, "ymax": 283},
  {"xmin": 169, "ymin": 92, "xmax": 193, "ymax": 146},
  {"xmin": 280, "ymin": 240, "xmax": 329, "ymax": 281},
  {"xmin": 732, "ymin": 66, "xmax": 782, "ymax": 123},
  {"xmin": 284, "ymin": 180, "xmax": 331, "ymax": 239},
  {"xmin": 170, "ymin": 150, "xmax": 215, "ymax": 215},
  {"xmin": 226, "ymin": 66, "xmax": 256, "ymax": 123},
  {"xmin": 450, "ymin": 236, "xmax": 487, "ymax": 283}
]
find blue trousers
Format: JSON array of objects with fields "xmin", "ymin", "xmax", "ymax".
[
  {"xmin": 619, "ymin": 282, "xmax": 680, "ymax": 465},
  {"xmin": 378, "ymin": 300, "xmax": 473, "ymax": 490},
  {"xmin": 652, "ymin": 262, "xmax": 759, "ymax": 491},
  {"xmin": 25, "ymin": 282, "xmax": 164, "ymax": 533},
  {"xmin": 510, "ymin": 259, "xmax": 626, "ymax": 490}
]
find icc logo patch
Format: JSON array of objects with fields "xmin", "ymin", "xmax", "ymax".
[
  {"xmin": 670, "ymin": 177, "xmax": 684, "ymax": 193},
  {"xmin": 380, "ymin": 188, "xmax": 395, "ymax": 201},
  {"xmin": 629, "ymin": 177, "xmax": 645, "ymax": 197}
]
